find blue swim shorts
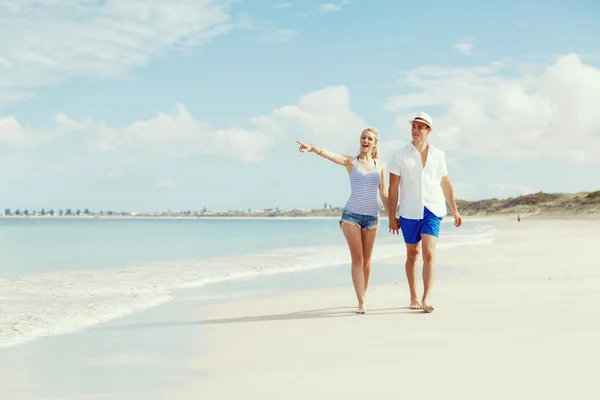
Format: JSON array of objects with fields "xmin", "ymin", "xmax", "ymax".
[
  {"xmin": 399, "ymin": 207, "xmax": 443, "ymax": 244},
  {"xmin": 340, "ymin": 209, "xmax": 379, "ymax": 231}
]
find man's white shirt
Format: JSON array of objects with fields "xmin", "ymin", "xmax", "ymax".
[{"xmin": 388, "ymin": 142, "xmax": 449, "ymax": 219}]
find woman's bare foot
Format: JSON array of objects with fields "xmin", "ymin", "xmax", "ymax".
[
  {"xmin": 421, "ymin": 298, "xmax": 434, "ymax": 313},
  {"xmin": 356, "ymin": 302, "xmax": 367, "ymax": 314},
  {"xmin": 409, "ymin": 298, "xmax": 422, "ymax": 310}
]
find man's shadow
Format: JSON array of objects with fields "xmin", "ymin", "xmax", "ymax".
[{"xmin": 105, "ymin": 306, "xmax": 419, "ymax": 331}]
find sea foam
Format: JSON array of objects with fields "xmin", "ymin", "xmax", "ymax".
[{"xmin": 0, "ymin": 224, "xmax": 496, "ymax": 349}]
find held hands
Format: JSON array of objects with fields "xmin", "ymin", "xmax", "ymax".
[
  {"xmin": 388, "ymin": 217, "xmax": 400, "ymax": 235},
  {"xmin": 388, "ymin": 212, "xmax": 461, "ymax": 233}
]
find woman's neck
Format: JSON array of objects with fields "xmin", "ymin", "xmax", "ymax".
[{"xmin": 358, "ymin": 153, "xmax": 373, "ymax": 162}]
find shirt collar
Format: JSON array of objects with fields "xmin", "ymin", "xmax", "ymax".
[{"xmin": 407, "ymin": 141, "xmax": 431, "ymax": 154}]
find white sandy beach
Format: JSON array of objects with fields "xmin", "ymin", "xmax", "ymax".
[{"xmin": 171, "ymin": 217, "xmax": 600, "ymax": 400}]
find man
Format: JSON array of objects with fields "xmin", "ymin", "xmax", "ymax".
[{"xmin": 387, "ymin": 111, "xmax": 462, "ymax": 313}]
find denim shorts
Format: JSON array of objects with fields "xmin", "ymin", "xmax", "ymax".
[{"xmin": 340, "ymin": 209, "xmax": 379, "ymax": 231}]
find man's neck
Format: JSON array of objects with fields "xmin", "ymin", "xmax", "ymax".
[{"xmin": 412, "ymin": 139, "xmax": 428, "ymax": 153}]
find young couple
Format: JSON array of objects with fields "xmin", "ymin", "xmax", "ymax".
[{"xmin": 296, "ymin": 112, "xmax": 462, "ymax": 314}]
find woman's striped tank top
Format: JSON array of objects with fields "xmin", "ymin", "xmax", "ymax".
[{"xmin": 343, "ymin": 157, "xmax": 381, "ymax": 217}]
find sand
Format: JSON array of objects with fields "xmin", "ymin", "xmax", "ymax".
[{"xmin": 172, "ymin": 218, "xmax": 600, "ymax": 399}]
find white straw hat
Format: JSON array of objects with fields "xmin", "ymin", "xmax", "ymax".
[{"xmin": 408, "ymin": 111, "xmax": 433, "ymax": 129}]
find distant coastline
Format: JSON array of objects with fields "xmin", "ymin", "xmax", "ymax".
[{"xmin": 2, "ymin": 190, "xmax": 599, "ymax": 219}]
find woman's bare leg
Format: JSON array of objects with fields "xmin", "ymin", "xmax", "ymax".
[
  {"xmin": 341, "ymin": 222, "xmax": 366, "ymax": 313},
  {"xmin": 361, "ymin": 227, "xmax": 378, "ymax": 296}
]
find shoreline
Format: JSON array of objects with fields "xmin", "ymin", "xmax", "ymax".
[
  {"xmin": 4, "ymin": 214, "xmax": 596, "ymax": 221},
  {"xmin": 0, "ymin": 215, "xmax": 343, "ymax": 220},
  {"xmin": 1, "ymin": 212, "xmax": 599, "ymax": 221},
  {"xmin": 0, "ymin": 217, "xmax": 494, "ymax": 351}
]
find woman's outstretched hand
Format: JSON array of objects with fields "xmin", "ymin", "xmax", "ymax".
[{"xmin": 296, "ymin": 140, "xmax": 312, "ymax": 153}]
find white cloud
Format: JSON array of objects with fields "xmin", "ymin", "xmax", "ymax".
[
  {"xmin": 274, "ymin": 2, "xmax": 292, "ymax": 8},
  {"xmin": 261, "ymin": 29, "xmax": 299, "ymax": 43},
  {"xmin": 87, "ymin": 86, "xmax": 366, "ymax": 161},
  {"xmin": 0, "ymin": 0, "xmax": 242, "ymax": 106},
  {"xmin": 455, "ymin": 43, "xmax": 473, "ymax": 56},
  {"xmin": 0, "ymin": 113, "xmax": 83, "ymax": 148},
  {"xmin": 319, "ymin": 3, "xmax": 342, "ymax": 13},
  {"xmin": 235, "ymin": 13, "xmax": 297, "ymax": 44},
  {"xmin": 156, "ymin": 180, "xmax": 178, "ymax": 189},
  {"xmin": 256, "ymin": 85, "xmax": 368, "ymax": 154},
  {"xmin": 295, "ymin": 2, "xmax": 345, "ymax": 17},
  {"xmin": 1, "ymin": 86, "xmax": 368, "ymax": 163},
  {"xmin": 85, "ymin": 103, "xmax": 275, "ymax": 162},
  {"xmin": 386, "ymin": 53, "xmax": 600, "ymax": 164}
]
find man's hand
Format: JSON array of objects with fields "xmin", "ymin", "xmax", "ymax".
[
  {"xmin": 387, "ymin": 173, "xmax": 400, "ymax": 235},
  {"xmin": 389, "ymin": 217, "xmax": 400, "ymax": 235},
  {"xmin": 441, "ymin": 175, "xmax": 462, "ymax": 228},
  {"xmin": 452, "ymin": 210, "xmax": 462, "ymax": 227}
]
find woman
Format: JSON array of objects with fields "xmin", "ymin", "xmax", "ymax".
[{"xmin": 296, "ymin": 127, "xmax": 389, "ymax": 314}]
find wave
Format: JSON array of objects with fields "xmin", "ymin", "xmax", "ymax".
[{"xmin": 0, "ymin": 225, "xmax": 496, "ymax": 349}]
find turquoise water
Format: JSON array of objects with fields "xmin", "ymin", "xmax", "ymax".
[
  {"xmin": 0, "ymin": 217, "xmax": 344, "ymax": 276},
  {"xmin": 0, "ymin": 216, "xmax": 496, "ymax": 349}
]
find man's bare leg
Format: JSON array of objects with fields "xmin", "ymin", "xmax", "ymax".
[
  {"xmin": 405, "ymin": 243, "xmax": 421, "ymax": 309},
  {"xmin": 420, "ymin": 233, "xmax": 438, "ymax": 313}
]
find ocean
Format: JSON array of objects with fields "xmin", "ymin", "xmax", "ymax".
[{"xmin": 0, "ymin": 216, "xmax": 497, "ymax": 349}]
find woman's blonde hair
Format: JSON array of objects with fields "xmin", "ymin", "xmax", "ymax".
[{"xmin": 358, "ymin": 127, "xmax": 379, "ymax": 159}]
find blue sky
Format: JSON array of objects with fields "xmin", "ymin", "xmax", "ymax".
[{"xmin": 1, "ymin": 0, "xmax": 599, "ymax": 213}]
